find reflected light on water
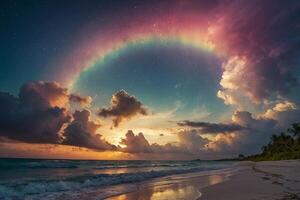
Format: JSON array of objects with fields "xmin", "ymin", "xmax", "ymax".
[
  {"xmin": 108, "ymin": 173, "xmax": 228, "ymax": 200},
  {"xmin": 208, "ymin": 174, "xmax": 225, "ymax": 185},
  {"xmin": 109, "ymin": 183, "xmax": 201, "ymax": 200},
  {"xmin": 150, "ymin": 185, "xmax": 200, "ymax": 200}
]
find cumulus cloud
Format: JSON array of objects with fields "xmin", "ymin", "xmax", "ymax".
[
  {"xmin": 118, "ymin": 130, "xmax": 152, "ymax": 153},
  {"xmin": 150, "ymin": 142, "xmax": 186, "ymax": 154},
  {"xmin": 176, "ymin": 130, "xmax": 210, "ymax": 153},
  {"xmin": 177, "ymin": 120, "xmax": 245, "ymax": 134},
  {"xmin": 231, "ymin": 111, "xmax": 277, "ymax": 132},
  {"xmin": 211, "ymin": 1, "xmax": 300, "ymax": 105},
  {"xmin": 2, "ymin": 80, "xmax": 299, "ymax": 158},
  {"xmin": 151, "ymin": 130, "xmax": 210, "ymax": 154},
  {"xmin": 18, "ymin": 81, "xmax": 92, "ymax": 109},
  {"xmin": 63, "ymin": 110, "xmax": 116, "ymax": 151},
  {"xmin": 98, "ymin": 90, "xmax": 148, "ymax": 127},
  {"xmin": 206, "ymin": 110, "xmax": 279, "ymax": 155},
  {"xmin": 261, "ymin": 101, "xmax": 298, "ymax": 120},
  {"xmin": 207, "ymin": 133, "xmax": 240, "ymax": 153},
  {"xmin": 260, "ymin": 101, "xmax": 300, "ymax": 128},
  {"xmin": 175, "ymin": 109, "xmax": 290, "ymax": 156},
  {"xmin": 174, "ymin": 108, "xmax": 296, "ymax": 155},
  {"xmin": 0, "ymin": 81, "xmax": 116, "ymax": 151},
  {"xmin": 0, "ymin": 82, "xmax": 71, "ymax": 144},
  {"xmin": 69, "ymin": 94, "xmax": 92, "ymax": 107},
  {"xmin": 118, "ymin": 129, "xmax": 210, "ymax": 155},
  {"xmin": 118, "ymin": 108, "xmax": 297, "ymax": 156},
  {"xmin": 19, "ymin": 81, "xmax": 70, "ymax": 109}
]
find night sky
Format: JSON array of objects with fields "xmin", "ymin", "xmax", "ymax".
[{"xmin": 0, "ymin": 0, "xmax": 300, "ymax": 160}]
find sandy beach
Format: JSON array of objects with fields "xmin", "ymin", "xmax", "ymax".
[{"xmin": 107, "ymin": 160, "xmax": 300, "ymax": 200}]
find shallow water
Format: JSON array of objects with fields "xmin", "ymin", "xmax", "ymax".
[
  {"xmin": 0, "ymin": 158, "xmax": 235, "ymax": 199},
  {"xmin": 107, "ymin": 173, "xmax": 228, "ymax": 200}
]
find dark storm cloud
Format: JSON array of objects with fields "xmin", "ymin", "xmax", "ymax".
[
  {"xmin": 19, "ymin": 81, "xmax": 69, "ymax": 109},
  {"xmin": 98, "ymin": 90, "xmax": 148, "ymax": 127},
  {"xmin": 0, "ymin": 82, "xmax": 71, "ymax": 144},
  {"xmin": 177, "ymin": 120, "xmax": 245, "ymax": 134},
  {"xmin": 63, "ymin": 110, "xmax": 116, "ymax": 151},
  {"xmin": 18, "ymin": 81, "xmax": 91, "ymax": 109},
  {"xmin": 0, "ymin": 81, "xmax": 116, "ymax": 151}
]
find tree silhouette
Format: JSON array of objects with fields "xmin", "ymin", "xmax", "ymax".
[
  {"xmin": 247, "ymin": 123, "xmax": 300, "ymax": 161},
  {"xmin": 288, "ymin": 123, "xmax": 300, "ymax": 141}
]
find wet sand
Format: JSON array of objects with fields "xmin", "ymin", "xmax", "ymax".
[
  {"xmin": 37, "ymin": 167, "xmax": 233, "ymax": 200},
  {"xmin": 107, "ymin": 160, "xmax": 300, "ymax": 200},
  {"xmin": 106, "ymin": 168, "xmax": 234, "ymax": 200}
]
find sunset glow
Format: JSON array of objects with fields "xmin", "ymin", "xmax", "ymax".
[{"xmin": 1, "ymin": 0, "xmax": 300, "ymax": 160}]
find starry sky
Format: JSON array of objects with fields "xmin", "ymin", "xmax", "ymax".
[{"xmin": 0, "ymin": 0, "xmax": 300, "ymax": 160}]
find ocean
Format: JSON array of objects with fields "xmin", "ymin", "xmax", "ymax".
[{"xmin": 0, "ymin": 158, "xmax": 235, "ymax": 199}]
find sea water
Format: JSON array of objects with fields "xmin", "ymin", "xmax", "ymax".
[{"xmin": 0, "ymin": 158, "xmax": 235, "ymax": 199}]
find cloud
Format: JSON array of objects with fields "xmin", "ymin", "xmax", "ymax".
[
  {"xmin": 151, "ymin": 130, "xmax": 210, "ymax": 154},
  {"xmin": 118, "ymin": 130, "xmax": 152, "ymax": 153},
  {"xmin": 19, "ymin": 81, "xmax": 70, "ymax": 109},
  {"xmin": 98, "ymin": 90, "xmax": 148, "ymax": 127},
  {"xmin": 207, "ymin": 133, "xmax": 240, "ymax": 153},
  {"xmin": 18, "ymin": 81, "xmax": 92, "ymax": 109},
  {"xmin": 177, "ymin": 120, "xmax": 245, "ymax": 134},
  {"xmin": 174, "ymin": 110, "xmax": 286, "ymax": 156},
  {"xmin": 69, "ymin": 94, "xmax": 92, "ymax": 107},
  {"xmin": 1, "ymin": 80, "xmax": 299, "ymax": 158},
  {"xmin": 199, "ymin": 103, "xmax": 300, "ymax": 156},
  {"xmin": 176, "ymin": 130, "xmax": 210, "ymax": 153},
  {"xmin": 0, "ymin": 82, "xmax": 71, "ymax": 144},
  {"xmin": 261, "ymin": 101, "xmax": 298, "ymax": 120},
  {"xmin": 150, "ymin": 142, "xmax": 186, "ymax": 154},
  {"xmin": 111, "ymin": 113, "xmax": 294, "ymax": 156},
  {"xmin": 118, "ymin": 129, "xmax": 210, "ymax": 155},
  {"xmin": 217, "ymin": 90, "xmax": 240, "ymax": 106},
  {"xmin": 211, "ymin": 1, "xmax": 300, "ymax": 105},
  {"xmin": 63, "ymin": 110, "xmax": 116, "ymax": 151},
  {"xmin": 207, "ymin": 110, "xmax": 279, "ymax": 155},
  {"xmin": 0, "ymin": 81, "xmax": 116, "ymax": 151},
  {"xmin": 118, "ymin": 107, "xmax": 297, "ymax": 156},
  {"xmin": 231, "ymin": 111, "xmax": 277, "ymax": 132},
  {"xmin": 260, "ymin": 101, "xmax": 300, "ymax": 128}
]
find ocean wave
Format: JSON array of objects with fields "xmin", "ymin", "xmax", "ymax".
[
  {"xmin": 0, "ymin": 159, "xmax": 78, "ymax": 169},
  {"xmin": 0, "ymin": 165, "xmax": 227, "ymax": 200},
  {"xmin": 91, "ymin": 163, "xmax": 193, "ymax": 170},
  {"xmin": 0, "ymin": 159, "xmax": 224, "ymax": 170}
]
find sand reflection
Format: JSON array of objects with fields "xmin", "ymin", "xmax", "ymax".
[
  {"xmin": 208, "ymin": 174, "xmax": 225, "ymax": 185},
  {"xmin": 110, "ymin": 182, "xmax": 201, "ymax": 200},
  {"xmin": 107, "ymin": 173, "xmax": 228, "ymax": 200}
]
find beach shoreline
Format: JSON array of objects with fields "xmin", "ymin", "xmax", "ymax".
[
  {"xmin": 3, "ymin": 160, "xmax": 234, "ymax": 200},
  {"xmin": 201, "ymin": 160, "xmax": 300, "ymax": 200},
  {"xmin": 105, "ymin": 167, "xmax": 235, "ymax": 200},
  {"xmin": 51, "ymin": 166, "xmax": 236, "ymax": 200},
  {"xmin": 107, "ymin": 160, "xmax": 300, "ymax": 200},
  {"xmin": 3, "ymin": 160, "xmax": 299, "ymax": 199}
]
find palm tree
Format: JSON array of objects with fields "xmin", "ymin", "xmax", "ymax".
[{"xmin": 288, "ymin": 123, "xmax": 300, "ymax": 141}]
